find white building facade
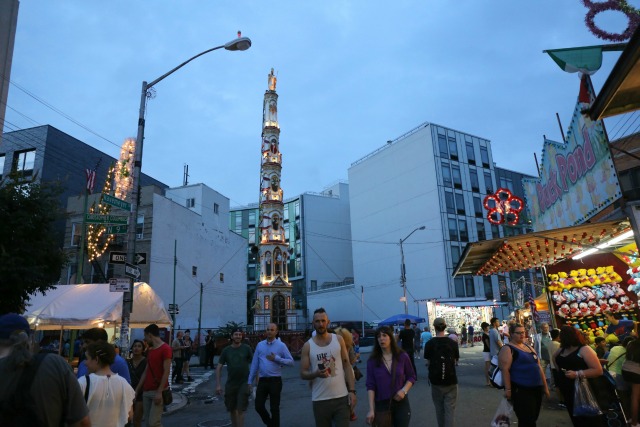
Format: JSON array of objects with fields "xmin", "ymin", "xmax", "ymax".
[{"xmin": 348, "ymin": 122, "xmax": 525, "ymax": 320}]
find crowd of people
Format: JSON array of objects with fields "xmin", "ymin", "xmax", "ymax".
[{"xmin": 3, "ymin": 307, "xmax": 640, "ymax": 427}]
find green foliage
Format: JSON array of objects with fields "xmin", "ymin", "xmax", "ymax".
[{"xmin": 0, "ymin": 174, "xmax": 69, "ymax": 314}]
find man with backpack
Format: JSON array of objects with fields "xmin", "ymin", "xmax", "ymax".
[
  {"xmin": 424, "ymin": 317, "xmax": 459, "ymax": 427},
  {"xmin": 0, "ymin": 313, "xmax": 90, "ymax": 427}
]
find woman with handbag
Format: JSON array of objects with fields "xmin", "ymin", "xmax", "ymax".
[
  {"xmin": 365, "ymin": 326, "xmax": 416, "ymax": 427},
  {"xmin": 498, "ymin": 323, "xmax": 549, "ymax": 427},
  {"xmin": 79, "ymin": 341, "xmax": 136, "ymax": 427},
  {"xmin": 554, "ymin": 326, "xmax": 606, "ymax": 427}
]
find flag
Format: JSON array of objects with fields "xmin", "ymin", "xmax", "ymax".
[
  {"xmin": 85, "ymin": 168, "xmax": 96, "ymax": 193},
  {"xmin": 545, "ymin": 44, "xmax": 626, "ymax": 75}
]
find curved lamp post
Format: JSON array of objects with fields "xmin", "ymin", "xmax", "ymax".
[
  {"xmin": 400, "ymin": 226, "xmax": 426, "ymax": 314},
  {"xmin": 122, "ymin": 34, "xmax": 251, "ymax": 346}
]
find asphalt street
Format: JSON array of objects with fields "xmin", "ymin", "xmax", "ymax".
[{"xmin": 162, "ymin": 344, "xmax": 575, "ymax": 427}]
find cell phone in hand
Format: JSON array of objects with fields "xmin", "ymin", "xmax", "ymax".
[{"xmin": 318, "ymin": 363, "xmax": 325, "ymax": 371}]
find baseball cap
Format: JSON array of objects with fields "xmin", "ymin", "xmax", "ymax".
[
  {"xmin": 0, "ymin": 313, "xmax": 30, "ymax": 339},
  {"xmin": 433, "ymin": 317, "xmax": 447, "ymax": 328}
]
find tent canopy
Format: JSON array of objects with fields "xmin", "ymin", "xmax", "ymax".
[
  {"xmin": 453, "ymin": 219, "xmax": 630, "ymax": 277},
  {"xmin": 24, "ymin": 282, "xmax": 172, "ymax": 330},
  {"xmin": 379, "ymin": 314, "xmax": 426, "ymax": 326}
]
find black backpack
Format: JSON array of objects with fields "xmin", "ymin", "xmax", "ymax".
[
  {"xmin": 427, "ymin": 338, "xmax": 456, "ymax": 385},
  {"xmin": 0, "ymin": 352, "xmax": 48, "ymax": 427}
]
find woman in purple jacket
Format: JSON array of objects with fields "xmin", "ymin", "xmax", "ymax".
[{"xmin": 366, "ymin": 325, "xmax": 417, "ymax": 427}]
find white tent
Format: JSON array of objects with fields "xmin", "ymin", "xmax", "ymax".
[{"xmin": 24, "ymin": 282, "xmax": 172, "ymax": 330}]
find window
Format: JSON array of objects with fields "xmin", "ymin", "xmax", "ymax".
[
  {"xmin": 311, "ymin": 280, "xmax": 318, "ymax": 292},
  {"xmin": 491, "ymin": 224, "xmax": 500, "ymax": 238},
  {"xmin": 192, "ymin": 266, "xmax": 198, "ymax": 276},
  {"xmin": 234, "ymin": 211, "xmax": 242, "ymax": 234},
  {"xmin": 444, "ymin": 191, "xmax": 455, "ymax": 214},
  {"xmin": 466, "ymin": 142, "xmax": 475, "ymax": 164},
  {"xmin": 13, "ymin": 149, "xmax": 36, "ymax": 176},
  {"xmin": 0, "ymin": 154, "xmax": 5, "ymax": 180},
  {"xmin": 213, "ymin": 203, "xmax": 219, "ymax": 214},
  {"xmin": 219, "ymin": 273, "xmax": 224, "ymax": 283},
  {"xmin": 499, "ymin": 277, "xmax": 509, "ymax": 302},
  {"xmin": 248, "ymin": 265, "xmax": 256, "ymax": 281},
  {"xmin": 186, "ymin": 198, "xmax": 195, "ymax": 208},
  {"xmin": 451, "ymin": 246, "xmax": 460, "ymax": 265},
  {"xmin": 480, "ymin": 146, "xmax": 490, "ymax": 167},
  {"xmin": 477, "ymin": 220, "xmax": 486, "ymax": 241},
  {"xmin": 458, "ymin": 219, "xmax": 468, "ymax": 242},
  {"xmin": 473, "ymin": 196, "xmax": 483, "ymax": 218},
  {"xmin": 455, "ymin": 278, "xmax": 465, "ymax": 297},
  {"xmin": 249, "ymin": 211, "xmax": 256, "ymax": 227},
  {"xmin": 469, "ymin": 169, "xmax": 479, "ymax": 192},
  {"xmin": 448, "ymin": 218, "xmax": 458, "ymax": 241},
  {"xmin": 484, "ymin": 172, "xmax": 493, "ymax": 194},
  {"xmin": 452, "ymin": 165, "xmax": 462, "ymax": 189},
  {"xmin": 455, "ymin": 193, "xmax": 465, "ymax": 215},
  {"xmin": 441, "ymin": 163, "xmax": 452, "ymax": 187},
  {"xmin": 71, "ymin": 222, "xmax": 82, "ymax": 247},
  {"xmin": 438, "ymin": 135, "xmax": 448, "ymax": 157},
  {"xmin": 284, "ymin": 205, "xmax": 289, "ymax": 221},
  {"xmin": 136, "ymin": 215, "xmax": 144, "ymax": 239},
  {"xmin": 500, "ymin": 177, "xmax": 514, "ymax": 192},
  {"xmin": 448, "ymin": 137, "xmax": 458, "ymax": 160},
  {"xmin": 465, "ymin": 276, "xmax": 475, "ymax": 297},
  {"xmin": 484, "ymin": 277, "xmax": 494, "ymax": 300},
  {"xmin": 295, "ymin": 201, "xmax": 300, "ymax": 218}
]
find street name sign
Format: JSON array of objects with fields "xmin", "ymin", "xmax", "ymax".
[
  {"xmin": 109, "ymin": 251, "xmax": 127, "ymax": 264},
  {"xmin": 85, "ymin": 214, "xmax": 128, "ymax": 225},
  {"xmin": 106, "ymin": 225, "xmax": 128, "ymax": 235},
  {"xmin": 102, "ymin": 194, "xmax": 131, "ymax": 211},
  {"xmin": 125, "ymin": 262, "xmax": 141, "ymax": 280},
  {"xmin": 109, "ymin": 278, "xmax": 131, "ymax": 292}
]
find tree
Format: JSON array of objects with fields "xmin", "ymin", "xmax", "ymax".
[{"xmin": 0, "ymin": 174, "xmax": 68, "ymax": 314}]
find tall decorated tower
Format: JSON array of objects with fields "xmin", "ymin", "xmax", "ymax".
[{"xmin": 253, "ymin": 69, "xmax": 296, "ymax": 331}]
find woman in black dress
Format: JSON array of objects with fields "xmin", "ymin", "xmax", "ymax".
[
  {"xmin": 127, "ymin": 339, "xmax": 147, "ymax": 427},
  {"xmin": 553, "ymin": 326, "xmax": 605, "ymax": 427}
]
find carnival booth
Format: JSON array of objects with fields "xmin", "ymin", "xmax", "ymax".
[
  {"xmin": 453, "ymin": 219, "xmax": 639, "ymax": 340},
  {"xmin": 427, "ymin": 300, "xmax": 493, "ymax": 343}
]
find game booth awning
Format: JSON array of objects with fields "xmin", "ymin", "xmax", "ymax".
[{"xmin": 453, "ymin": 219, "xmax": 639, "ymax": 337}]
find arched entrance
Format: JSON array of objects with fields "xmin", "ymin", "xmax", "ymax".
[{"xmin": 272, "ymin": 293, "xmax": 287, "ymax": 331}]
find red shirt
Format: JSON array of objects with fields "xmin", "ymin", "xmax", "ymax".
[{"xmin": 143, "ymin": 342, "xmax": 172, "ymax": 391}]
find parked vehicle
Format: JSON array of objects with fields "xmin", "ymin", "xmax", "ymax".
[{"xmin": 328, "ymin": 320, "xmax": 376, "ymax": 338}]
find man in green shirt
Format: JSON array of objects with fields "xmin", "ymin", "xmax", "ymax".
[{"xmin": 216, "ymin": 328, "xmax": 253, "ymax": 427}]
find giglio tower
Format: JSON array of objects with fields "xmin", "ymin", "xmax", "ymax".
[{"xmin": 252, "ymin": 69, "xmax": 297, "ymax": 331}]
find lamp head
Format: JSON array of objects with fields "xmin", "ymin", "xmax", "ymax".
[
  {"xmin": 418, "ymin": 226, "xmax": 426, "ymax": 230},
  {"xmin": 225, "ymin": 36, "xmax": 252, "ymax": 51}
]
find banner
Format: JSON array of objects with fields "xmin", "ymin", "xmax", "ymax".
[{"xmin": 523, "ymin": 75, "xmax": 621, "ymax": 231}]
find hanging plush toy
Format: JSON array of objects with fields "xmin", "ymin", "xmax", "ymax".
[
  {"xmin": 621, "ymin": 295, "xmax": 636, "ymax": 310},
  {"xmin": 588, "ymin": 300, "xmax": 599, "ymax": 315},
  {"xmin": 606, "ymin": 266, "xmax": 623, "ymax": 283},
  {"xmin": 552, "ymin": 291, "xmax": 566, "ymax": 306},
  {"xmin": 578, "ymin": 302, "xmax": 590, "ymax": 317},
  {"xmin": 609, "ymin": 298, "xmax": 621, "ymax": 312},
  {"xmin": 598, "ymin": 299, "xmax": 610, "ymax": 313},
  {"xmin": 558, "ymin": 304, "xmax": 570, "ymax": 318},
  {"xmin": 587, "ymin": 268, "xmax": 601, "ymax": 286}
]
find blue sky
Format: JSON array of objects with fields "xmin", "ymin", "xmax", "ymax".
[{"xmin": 4, "ymin": 1, "xmax": 633, "ymax": 206}]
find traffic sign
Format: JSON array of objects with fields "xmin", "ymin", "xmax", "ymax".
[
  {"xmin": 168, "ymin": 304, "xmax": 179, "ymax": 315},
  {"xmin": 102, "ymin": 194, "xmax": 131, "ymax": 211},
  {"xmin": 109, "ymin": 278, "xmax": 131, "ymax": 292},
  {"xmin": 135, "ymin": 253, "xmax": 147, "ymax": 265},
  {"xmin": 125, "ymin": 262, "xmax": 141, "ymax": 280},
  {"xmin": 106, "ymin": 225, "xmax": 128, "ymax": 235},
  {"xmin": 85, "ymin": 213, "xmax": 128, "ymax": 224},
  {"xmin": 109, "ymin": 251, "xmax": 127, "ymax": 264}
]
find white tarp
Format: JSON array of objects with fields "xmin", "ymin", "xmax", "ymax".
[{"xmin": 24, "ymin": 282, "xmax": 172, "ymax": 330}]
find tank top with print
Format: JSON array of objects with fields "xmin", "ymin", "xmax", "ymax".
[{"xmin": 309, "ymin": 333, "xmax": 348, "ymax": 401}]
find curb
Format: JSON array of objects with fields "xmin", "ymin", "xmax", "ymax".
[{"xmin": 164, "ymin": 391, "xmax": 188, "ymax": 415}]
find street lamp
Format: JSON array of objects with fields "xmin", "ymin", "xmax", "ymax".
[
  {"xmin": 400, "ymin": 226, "xmax": 426, "ymax": 315},
  {"xmin": 121, "ymin": 33, "xmax": 251, "ymax": 347}
]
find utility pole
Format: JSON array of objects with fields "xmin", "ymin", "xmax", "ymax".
[{"xmin": 198, "ymin": 282, "xmax": 203, "ymax": 353}]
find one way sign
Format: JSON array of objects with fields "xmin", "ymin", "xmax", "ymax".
[
  {"xmin": 125, "ymin": 263, "xmax": 141, "ymax": 280},
  {"xmin": 135, "ymin": 253, "xmax": 147, "ymax": 265}
]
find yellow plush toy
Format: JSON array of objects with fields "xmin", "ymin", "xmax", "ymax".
[{"xmin": 606, "ymin": 334, "xmax": 619, "ymax": 345}]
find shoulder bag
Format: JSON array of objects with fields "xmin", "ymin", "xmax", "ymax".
[{"xmin": 147, "ymin": 352, "xmax": 172, "ymax": 406}]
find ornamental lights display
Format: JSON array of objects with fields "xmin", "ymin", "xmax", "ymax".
[
  {"xmin": 581, "ymin": 0, "xmax": 640, "ymax": 42},
  {"xmin": 483, "ymin": 187, "xmax": 524, "ymax": 226}
]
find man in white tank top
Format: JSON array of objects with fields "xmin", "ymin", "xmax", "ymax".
[{"xmin": 301, "ymin": 308, "xmax": 357, "ymax": 427}]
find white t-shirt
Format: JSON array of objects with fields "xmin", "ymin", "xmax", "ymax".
[{"xmin": 79, "ymin": 373, "xmax": 136, "ymax": 427}]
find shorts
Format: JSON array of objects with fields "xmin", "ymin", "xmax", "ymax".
[
  {"xmin": 224, "ymin": 384, "xmax": 250, "ymax": 412},
  {"xmin": 482, "ymin": 352, "xmax": 491, "ymax": 362},
  {"xmin": 622, "ymin": 369, "xmax": 640, "ymax": 384}
]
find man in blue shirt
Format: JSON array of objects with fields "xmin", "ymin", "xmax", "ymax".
[
  {"xmin": 248, "ymin": 323, "xmax": 294, "ymax": 427},
  {"xmin": 76, "ymin": 328, "xmax": 131, "ymax": 384}
]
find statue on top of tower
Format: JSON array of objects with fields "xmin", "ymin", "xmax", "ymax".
[{"xmin": 268, "ymin": 68, "xmax": 277, "ymax": 91}]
